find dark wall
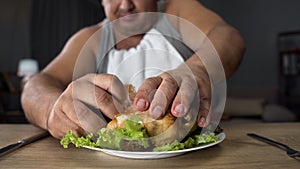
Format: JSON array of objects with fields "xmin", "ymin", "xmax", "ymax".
[
  {"xmin": 30, "ymin": 0, "xmax": 104, "ymax": 69},
  {"xmin": 0, "ymin": 0, "xmax": 31, "ymax": 72},
  {"xmin": 1, "ymin": 0, "xmax": 300, "ymax": 99},
  {"xmin": 0, "ymin": 0, "xmax": 104, "ymax": 116},
  {"xmin": 201, "ymin": 0, "xmax": 300, "ymax": 99},
  {"xmin": 0, "ymin": 0, "xmax": 104, "ymax": 72}
]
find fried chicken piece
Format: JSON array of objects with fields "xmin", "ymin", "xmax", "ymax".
[{"xmin": 107, "ymin": 85, "xmax": 198, "ymax": 147}]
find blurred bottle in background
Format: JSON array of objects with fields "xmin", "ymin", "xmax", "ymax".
[{"xmin": 17, "ymin": 58, "xmax": 39, "ymax": 90}]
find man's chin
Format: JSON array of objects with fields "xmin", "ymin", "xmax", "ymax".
[{"xmin": 119, "ymin": 13, "xmax": 138, "ymax": 22}]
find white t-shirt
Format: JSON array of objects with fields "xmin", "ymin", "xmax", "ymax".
[
  {"xmin": 106, "ymin": 28, "xmax": 184, "ymax": 88},
  {"xmin": 96, "ymin": 14, "xmax": 193, "ymax": 89}
]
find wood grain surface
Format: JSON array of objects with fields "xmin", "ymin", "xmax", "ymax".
[{"xmin": 0, "ymin": 123, "xmax": 299, "ymax": 169}]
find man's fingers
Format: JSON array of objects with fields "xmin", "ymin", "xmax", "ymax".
[
  {"xmin": 74, "ymin": 101, "xmax": 107, "ymax": 134},
  {"xmin": 171, "ymin": 81, "xmax": 198, "ymax": 117},
  {"xmin": 47, "ymin": 108, "xmax": 85, "ymax": 139},
  {"xmin": 94, "ymin": 87, "xmax": 123, "ymax": 119},
  {"xmin": 84, "ymin": 74, "xmax": 128, "ymax": 117},
  {"xmin": 149, "ymin": 76, "xmax": 178, "ymax": 119},
  {"xmin": 198, "ymin": 109, "xmax": 210, "ymax": 127},
  {"xmin": 134, "ymin": 77, "xmax": 162, "ymax": 111},
  {"xmin": 197, "ymin": 95, "xmax": 211, "ymax": 127},
  {"xmin": 93, "ymin": 74, "xmax": 129, "ymax": 105}
]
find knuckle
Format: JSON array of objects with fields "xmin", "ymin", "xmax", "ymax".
[
  {"xmin": 163, "ymin": 77, "xmax": 178, "ymax": 88},
  {"xmin": 136, "ymin": 77, "xmax": 162, "ymax": 97},
  {"xmin": 195, "ymin": 76, "xmax": 211, "ymax": 88},
  {"xmin": 145, "ymin": 76, "xmax": 162, "ymax": 86},
  {"xmin": 158, "ymin": 78, "xmax": 178, "ymax": 101},
  {"xmin": 96, "ymin": 92, "xmax": 112, "ymax": 104}
]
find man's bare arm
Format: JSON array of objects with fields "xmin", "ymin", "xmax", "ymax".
[
  {"xmin": 165, "ymin": 0, "xmax": 245, "ymax": 76},
  {"xmin": 21, "ymin": 25, "xmax": 101, "ymax": 130},
  {"xmin": 135, "ymin": 0, "xmax": 245, "ymax": 126}
]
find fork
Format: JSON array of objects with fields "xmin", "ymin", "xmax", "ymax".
[{"xmin": 247, "ymin": 133, "xmax": 300, "ymax": 158}]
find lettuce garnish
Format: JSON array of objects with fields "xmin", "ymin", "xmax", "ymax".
[
  {"xmin": 61, "ymin": 115, "xmax": 149, "ymax": 150},
  {"xmin": 153, "ymin": 133, "xmax": 218, "ymax": 152},
  {"xmin": 60, "ymin": 116, "xmax": 219, "ymax": 151},
  {"xmin": 96, "ymin": 115, "xmax": 149, "ymax": 150},
  {"xmin": 60, "ymin": 131, "xmax": 97, "ymax": 148}
]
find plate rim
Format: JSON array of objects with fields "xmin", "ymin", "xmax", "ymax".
[{"xmin": 83, "ymin": 132, "xmax": 225, "ymax": 157}]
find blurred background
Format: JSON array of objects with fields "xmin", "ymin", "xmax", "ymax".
[{"xmin": 0, "ymin": 0, "xmax": 300, "ymax": 123}]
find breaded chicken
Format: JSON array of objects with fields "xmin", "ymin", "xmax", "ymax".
[{"xmin": 107, "ymin": 85, "xmax": 197, "ymax": 146}]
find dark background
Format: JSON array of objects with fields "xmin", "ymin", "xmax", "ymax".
[{"xmin": 1, "ymin": 0, "xmax": 300, "ymax": 123}]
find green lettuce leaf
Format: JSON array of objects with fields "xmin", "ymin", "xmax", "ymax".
[
  {"xmin": 60, "ymin": 130, "xmax": 98, "ymax": 148},
  {"xmin": 96, "ymin": 115, "xmax": 149, "ymax": 150},
  {"xmin": 153, "ymin": 133, "xmax": 218, "ymax": 152},
  {"xmin": 61, "ymin": 115, "xmax": 150, "ymax": 150},
  {"xmin": 60, "ymin": 116, "xmax": 219, "ymax": 152}
]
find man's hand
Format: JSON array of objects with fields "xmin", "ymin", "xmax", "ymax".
[
  {"xmin": 47, "ymin": 74, "xmax": 129, "ymax": 139},
  {"xmin": 134, "ymin": 56, "xmax": 211, "ymax": 127}
]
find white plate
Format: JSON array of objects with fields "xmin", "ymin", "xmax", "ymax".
[{"xmin": 84, "ymin": 132, "xmax": 225, "ymax": 159}]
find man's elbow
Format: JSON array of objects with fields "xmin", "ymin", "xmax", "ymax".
[{"xmin": 225, "ymin": 27, "xmax": 246, "ymax": 77}]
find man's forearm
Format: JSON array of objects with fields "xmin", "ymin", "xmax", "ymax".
[
  {"xmin": 183, "ymin": 23, "xmax": 245, "ymax": 86},
  {"xmin": 206, "ymin": 23, "xmax": 245, "ymax": 77},
  {"xmin": 166, "ymin": 0, "xmax": 245, "ymax": 77},
  {"xmin": 21, "ymin": 73, "xmax": 65, "ymax": 129}
]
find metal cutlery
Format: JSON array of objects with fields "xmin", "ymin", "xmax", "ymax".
[
  {"xmin": 0, "ymin": 131, "xmax": 49, "ymax": 157},
  {"xmin": 247, "ymin": 133, "xmax": 299, "ymax": 158}
]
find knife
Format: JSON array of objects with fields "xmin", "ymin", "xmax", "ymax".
[
  {"xmin": 247, "ymin": 133, "xmax": 300, "ymax": 158},
  {"xmin": 0, "ymin": 131, "xmax": 49, "ymax": 157},
  {"xmin": 247, "ymin": 133, "xmax": 287, "ymax": 150}
]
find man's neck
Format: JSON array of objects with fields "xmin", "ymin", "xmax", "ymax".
[
  {"xmin": 114, "ymin": 29, "xmax": 145, "ymax": 50},
  {"xmin": 115, "ymin": 34, "xmax": 145, "ymax": 50}
]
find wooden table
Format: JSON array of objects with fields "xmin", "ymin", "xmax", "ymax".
[{"xmin": 0, "ymin": 123, "xmax": 299, "ymax": 169}]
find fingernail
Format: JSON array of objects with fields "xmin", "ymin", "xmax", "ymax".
[
  {"xmin": 136, "ymin": 99, "xmax": 147, "ymax": 110},
  {"xmin": 151, "ymin": 106, "xmax": 163, "ymax": 119},
  {"xmin": 174, "ymin": 104, "xmax": 185, "ymax": 117},
  {"xmin": 198, "ymin": 117, "xmax": 206, "ymax": 127}
]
